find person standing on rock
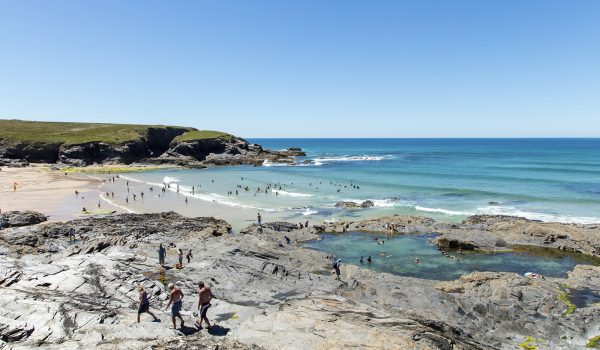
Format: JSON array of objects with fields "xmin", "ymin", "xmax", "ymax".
[
  {"xmin": 333, "ymin": 259, "xmax": 342, "ymax": 280},
  {"xmin": 257, "ymin": 213, "xmax": 262, "ymax": 225},
  {"xmin": 195, "ymin": 281, "xmax": 213, "ymax": 329},
  {"xmin": 137, "ymin": 286, "xmax": 158, "ymax": 323},
  {"xmin": 178, "ymin": 249, "xmax": 184, "ymax": 268},
  {"xmin": 158, "ymin": 244, "xmax": 166, "ymax": 266},
  {"xmin": 165, "ymin": 283, "xmax": 185, "ymax": 329},
  {"xmin": 186, "ymin": 249, "xmax": 193, "ymax": 263}
]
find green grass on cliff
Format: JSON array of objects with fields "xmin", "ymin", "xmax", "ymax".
[
  {"xmin": 0, "ymin": 119, "xmax": 196, "ymax": 146},
  {"xmin": 173, "ymin": 130, "xmax": 233, "ymax": 142}
]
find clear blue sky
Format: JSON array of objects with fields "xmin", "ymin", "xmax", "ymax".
[{"xmin": 1, "ymin": 0, "xmax": 599, "ymax": 137}]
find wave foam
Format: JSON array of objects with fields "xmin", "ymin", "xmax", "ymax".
[
  {"xmin": 163, "ymin": 176, "xmax": 181, "ymax": 184},
  {"xmin": 475, "ymin": 206, "xmax": 600, "ymax": 224},
  {"xmin": 272, "ymin": 189, "xmax": 313, "ymax": 197},
  {"xmin": 313, "ymin": 155, "xmax": 388, "ymax": 163}
]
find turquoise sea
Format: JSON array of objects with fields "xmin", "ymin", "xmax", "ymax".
[{"xmin": 115, "ymin": 138, "xmax": 600, "ymax": 226}]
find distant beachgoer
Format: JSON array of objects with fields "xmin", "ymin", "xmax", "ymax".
[
  {"xmin": 68, "ymin": 228, "xmax": 76, "ymax": 241},
  {"xmin": 178, "ymin": 249, "xmax": 184, "ymax": 268},
  {"xmin": 75, "ymin": 190, "xmax": 78, "ymax": 196},
  {"xmin": 82, "ymin": 207, "xmax": 87, "ymax": 213},
  {"xmin": 125, "ymin": 197, "xmax": 129, "ymax": 204},
  {"xmin": 111, "ymin": 192, "xmax": 114, "ymax": 198},
  {"xmin": 415, "ymin": 258, "xmax": 420, "ymax": 264},
  {"xmin": 165, "ymin": 283, "xmax": 185, "ymax": 329},
  {"xmin": 137, "ymin": 286, "xmax": 158, "ymax": 323},
  {"xmin": 284, "ymin": 236, "xmax": 291, "ymax": 244},
  {"xmin": 97, "ymin": 201, "xmax": 101, "ymax": 208},
  {"xmin": 333, "ymin": 259, "xmax": 342, "ymax": 280},
  {"xmin": 305, "ymin": 220, "xmax": 309, "ymax": 228},
  {"xmin": 186, "ymin": 249, "xmax": 193, "ymax": 263},
  {"xmin": 360, "ymin": 256, "xmax": 364, "ymax": 264},
  {"xmin": 185, "ymin": 197, "xmax": 188, "ymax": 204},
  {"xmin": 158, "ymin": 244, "xmax": 166, "ymax": 266},
  {"xmin": 196, "ymin": 282, "xmax": 213, "ymax": 329},
  {"xmin": 141, "ymin": 192, "xmax": 144, "ymax": 198},
  {"xmin": 257, "ymin": 213, "xmax": 262, "ymax": 225},
  {"xmin": 367, "ymin": 256, "xmax": 372, "ymax": 264}
]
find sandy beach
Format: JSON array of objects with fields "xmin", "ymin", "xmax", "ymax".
[{"xmin": 0, "ymin": 165, "xmax": 123, "ymax": 221}]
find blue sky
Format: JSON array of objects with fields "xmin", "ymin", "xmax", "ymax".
[{"xmin": 1, "ymin": 0, "xmax": 599, "ymax": 137}]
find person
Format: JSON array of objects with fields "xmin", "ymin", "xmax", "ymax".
[
  {"xmin": 68, "ymin": 228, "xmax": 76, "ymax": 241},
  {"xmin": 333, "ymin": 259, "xmax": 341, "ymax": 280},
  {"xmin": 165, "ymin": 283, "xmax": 185, "ymax": 329},
  {"xmin": 196, "ymin": 282, "xmax": 213, "ymax": 329},
  {"xmin": 305, "ymin": 220, "xmax": 309, "ymax": 228},
  {"xmin": 257, "ymin": 213, "xmax": 262, "ymax": 225},
  {"xmin": 415, "ymin": 257, "xmax": 420, "ymax": 264},
  {"xmin": 360, "ymin": 256, "xmax": 364, "ymax": 264},
  {"xmin": 367, "ymin": 256, "xmax": 372, "ymax": 264},
  {"xmin": 178, "ymin": 249, "xmax": 184, "ymax": 268},
  {"xmin": 158, "ymin": 244, "xmax": 166, "ymax": 266},
  {"xmin": 137, "ymin": 286, "xmax": 158, "ymax": 323},
  {"xmin": 186, "ymin": 249, "xmax": 193, "ymax": 263},
  {"xmin": 284, "ymin": 236, "xmax": 291, "ymax": 244}
]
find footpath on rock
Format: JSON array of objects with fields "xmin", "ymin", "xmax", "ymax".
[{"xmin": 1, "ymin": 211, "xmax": 599, "ymax": 349}]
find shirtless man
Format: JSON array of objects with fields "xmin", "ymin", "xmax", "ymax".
[
  {"xmin": 165, "ymin": 283, "xmax": 185, "ymax": 329},
  {"xmin": 196, "ymin": 282, "xmax": 213, "ymax": 329}
]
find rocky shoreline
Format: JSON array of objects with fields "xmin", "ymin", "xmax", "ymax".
[
  {"xmin": 1, "ymin": 211, "xmax": 599, "ymax": 349},
  {"xmin": 314, "ymin": 214, "xmax": 600, "ymax": 258}
]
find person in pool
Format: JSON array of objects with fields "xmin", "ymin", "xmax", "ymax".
[
  {"xmin": 165, "ymin": 283, "xmax": 185, "ymax": 329},
  {"xmin": 137, "ymin": 286, "xmax": 158, "ymax": 323}
]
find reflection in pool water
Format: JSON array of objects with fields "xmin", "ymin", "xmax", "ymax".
[{"xmin": 304, "ymin": 232, "xmax": 599, "ymax": 281}]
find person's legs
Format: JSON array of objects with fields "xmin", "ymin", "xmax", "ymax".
[
  {"xmin": 171, "ymin": 315, "xmax": 176, "ymax": 329},
  {"xmin": 137, "ymin": 312, "xmax": 141, "ymax": 323},
  {"xmin": 147, "ymin": 309, "xmax": 158, "ymax": 320}
]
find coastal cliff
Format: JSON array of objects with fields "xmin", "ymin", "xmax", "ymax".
[{"xmin": 0, "ymin": 119, "xmax": 304, "ymax": 167}]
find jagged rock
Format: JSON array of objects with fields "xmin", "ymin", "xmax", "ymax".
[
  {"xmin": 334, "ymin": 200, "xmax": 375, "ymax": 209},
  {"xmin": 0, "ymin": 211, "xmax": 47, "ymax": 228}
]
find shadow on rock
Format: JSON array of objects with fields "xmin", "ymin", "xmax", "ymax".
[
  {"xmin": 179, "ymin": 325, "xmax": 200, "ymax": 336},
  {"xmin": 207, "ymin": 325, "xmax": 230, "ymax": 336}
]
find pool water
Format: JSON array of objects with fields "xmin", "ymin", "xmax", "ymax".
[{"xmin": 304, "ymin": 232, "xmax": 599, "ymax": 280}]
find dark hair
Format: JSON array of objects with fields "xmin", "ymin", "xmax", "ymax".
[{"xmin": 198, "ymin": 282, "xmax": 205, "ymax": 288}]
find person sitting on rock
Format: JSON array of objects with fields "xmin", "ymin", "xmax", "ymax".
[
  {"xmin": 137, "ymin": 286, "xmax": 158, "ymax": 323},
  {"xmin": 165, "ymin": 283, "xmax": 185, "ymax": 329}
]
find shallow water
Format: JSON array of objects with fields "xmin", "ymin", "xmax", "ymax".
[
  {"xmin": 303, "ymin": 232, "xmax": 599, "ymax": 280},
  {"xmin": 105, "ymin": 139, "xmax": 600, "ymax": 230}
]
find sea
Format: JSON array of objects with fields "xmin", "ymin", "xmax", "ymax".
[{"xmin": 107, "ymin": 138, "xmax": 600, "ymax": 228}]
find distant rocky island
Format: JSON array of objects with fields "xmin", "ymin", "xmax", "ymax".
[{"xmin": 0, "ymin": 119, "xmax": 304, "ymax": 167}]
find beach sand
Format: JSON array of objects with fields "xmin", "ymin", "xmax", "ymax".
[{"xmin": 0, "ymin": 165, "xmax": 123, "ymax": 221}]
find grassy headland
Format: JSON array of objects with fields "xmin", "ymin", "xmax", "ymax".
[{"xmin": 0, "ymin": 119, "xmax": 194, "ymax": 146}]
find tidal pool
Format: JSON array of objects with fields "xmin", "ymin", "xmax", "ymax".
[{"xmin": 304, "ymin": 232, "xmax": 599, "ymax": 280}]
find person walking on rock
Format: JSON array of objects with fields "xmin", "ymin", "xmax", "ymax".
[
  {"xmin": 165, "ymin": 283, "xmax": 185, "ymax": 329},
  {"xmin": 137, "ymin": 286, "xmax": 158, "ymax": 323},
  {"xmin": 195, "ymin": 281, "xmax": 213, "ymax": 329},
  {"xmin": 333, "ymin": 259, "xmax": 342, "ymax": 280},
  {"xmin": 158, "ymin": 244, "xmax": 166, "ymax": 266}
]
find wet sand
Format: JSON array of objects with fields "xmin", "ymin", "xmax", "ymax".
[{"xmin": 0, "ymin": 165, "xmax": 123, "ymax": 221}]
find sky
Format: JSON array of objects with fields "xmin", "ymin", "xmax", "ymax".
[{"xmin": 0, "ymin": 0, "xmax": 599, "ymax": 138}]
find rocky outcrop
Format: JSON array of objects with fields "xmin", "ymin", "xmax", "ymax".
[
  {"xmin": 161, "ymin": 136, "xmax": 306, "ymax": 167},
  {"xmin": 334, "ymin": 200, "xmax": 375, "ymax": 209},
  {"xmin": 1, "ymin": 214, "xmax": 598, "ymax": 349},
  {"xmin": 0, "ymin": 211, "xmax": 47, "ymax": 229}
]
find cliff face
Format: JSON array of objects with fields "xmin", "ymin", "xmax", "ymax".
[{"xmin": 0, "ymin": 121, "xmax": 304, "ymax": 167}]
